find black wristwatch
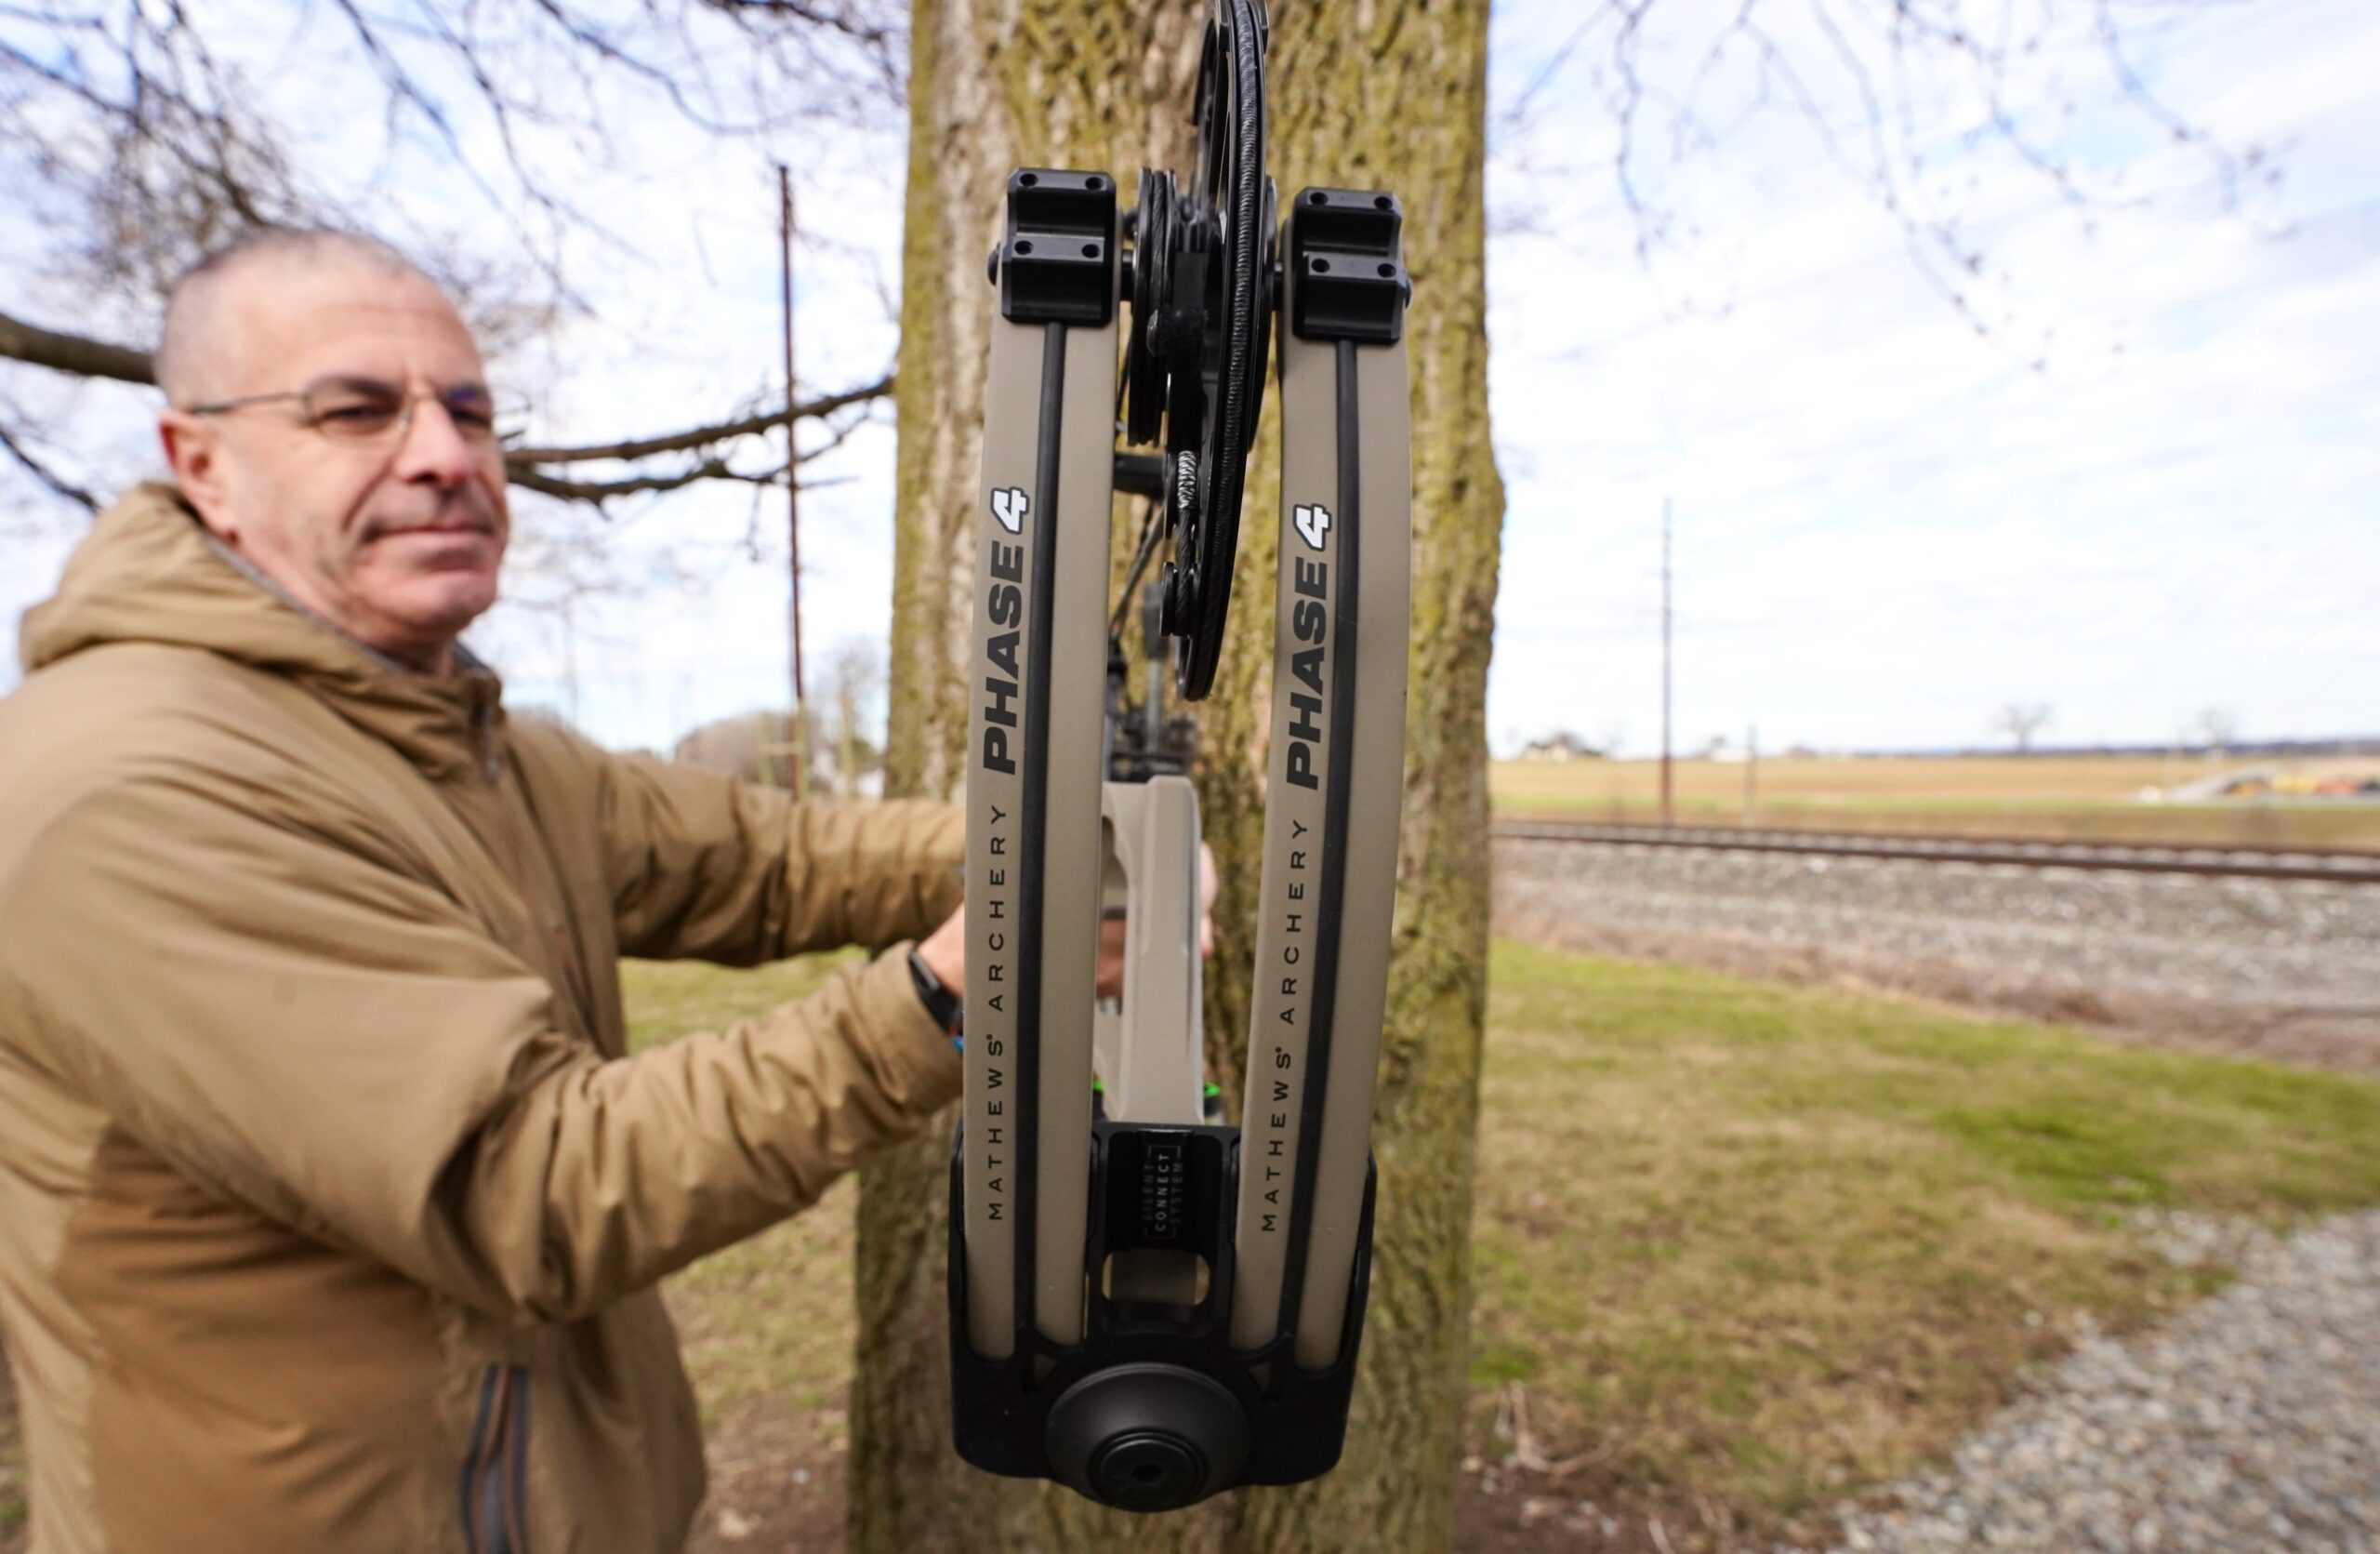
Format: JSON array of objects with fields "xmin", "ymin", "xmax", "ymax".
[{"xmin": 906, "ymin": 947, "xmax": 963, "ymax": 1041}]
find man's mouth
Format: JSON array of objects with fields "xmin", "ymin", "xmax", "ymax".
[{"xmin": 370, "ymin": 514, "xmax": 497, "ymax": 540}]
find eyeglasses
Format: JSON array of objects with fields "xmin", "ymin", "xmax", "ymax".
[{"xmin": 183, "ymin": 377, "xmax": 526, "ymax": 449}]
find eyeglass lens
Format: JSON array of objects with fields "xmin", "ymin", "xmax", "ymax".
[{"xmin": 300, "ymin": 379, "xmax": 510, "ymax": 444}]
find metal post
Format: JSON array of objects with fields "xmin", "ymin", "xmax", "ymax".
[
  {"xmin": 1659, "ymin": 498, "xmax": 1673, "ymax": 827},
  {"xmin": 780, "ymin": 164, "xmax": 809, "ymax": 799},
  {"xmin": 1743, "ymin": 721, "xmax": 1756, "ymax": 824}
]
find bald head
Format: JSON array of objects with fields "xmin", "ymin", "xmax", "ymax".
[
  {"xmin": 156, "ymin": 230, "xmax": 439, "ymax": 407},
  {"xmin": 153, "ymin": 227, "xmax": 507, "ymax": 672}
]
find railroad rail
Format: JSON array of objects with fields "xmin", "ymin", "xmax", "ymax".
[{"xmin": 1491, "ymin": 821, "xmax": 2380, "ymax": 885}]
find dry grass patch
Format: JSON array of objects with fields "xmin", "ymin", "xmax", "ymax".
[
  {"xmin": 624, "ymin": 954, "xmax": 868, "ymax": 1431},
  {"xmin": 668, "ymin": 1180, "xmax": 860, "ymax": 1426},
  {"xmin": 1495, "ymin": 754, "xmax": 2189, "ymax": 808},
  {"xmin": 622, "ymin": 950, "xmax": 860, "ymax": 1051},
  {"xmin": 1491, "ymin": 755, "xmax": 2380, "ymax": 847}
]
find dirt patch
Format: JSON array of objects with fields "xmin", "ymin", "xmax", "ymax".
[
  {"xmin": 1456, "ymin": 1469, "xmax": 1804, "ymax": 1554},
  {"xmin": 1452, "ymin": 1393, "xmax": 1843, "ymax": 1554},
  {"xmin": 676, "ymin": 1392, "xmax": 1809, "ymax": 1554},
  {"xmin": 676, "ymin": 1417, "xmax": 1798, "ymax": 1554},
  {"xmin": 685, "ymin": 1402, "xmax": 847, "ymax": 1553}
]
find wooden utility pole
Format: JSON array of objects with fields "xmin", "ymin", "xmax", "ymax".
[
  {"xmin": 780, "ymin": 164, "xmax": 809, "ymax": 798},
  {"xmin": 1744, "ymin": 720, "xmax": 1757, "ymax": 823},
  {"xmin": 1659, "ymin": 498, "xmax": 1673, "ymax": 826}
]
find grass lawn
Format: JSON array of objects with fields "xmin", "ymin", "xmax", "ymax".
[{"xmin": 6, "ymin": 942, "xmax": 2376, "ymax": 1551}]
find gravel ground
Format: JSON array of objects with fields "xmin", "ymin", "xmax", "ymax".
[
  {"xmin": 1818, "ymin": 1210, "xmax": 2380, "ymax": 1554},
  {"xmin": 1493, "ymin": 838, "xmax": 2380, "ymax": 1072}
]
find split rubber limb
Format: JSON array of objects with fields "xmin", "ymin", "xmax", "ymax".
[
  {"xmin": 962, "ymin": 170, "xmax": 1120, "ymax": 1361},
  {"xmin": 1231, "ymin": 189, "xmax": 1412, "ymax": 1370}
]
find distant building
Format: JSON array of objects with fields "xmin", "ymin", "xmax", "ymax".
[{"xmin": 1517, "ymin": 731, "xmax": 1603, "ymax": 763}]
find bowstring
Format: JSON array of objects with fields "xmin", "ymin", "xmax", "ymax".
[{"xmin": 1107, "ymin": 494, "xmax": 1167, "ymax": 645}]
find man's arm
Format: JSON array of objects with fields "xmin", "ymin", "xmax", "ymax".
[
  {"xmin": 0, "ymin": 773, "xmax": 959, "ymax": 1325},
  {"xmin": 583, "ymin": 739, "xmax": 963, "ymax": 965}
]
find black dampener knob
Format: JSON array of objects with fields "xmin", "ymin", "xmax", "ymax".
[{"xmin": 1042, "ymin": 1363, "xmax": 1251, "ymax": 1512}]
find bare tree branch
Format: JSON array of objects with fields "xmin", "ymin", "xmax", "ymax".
[
  {"xmin": 511, "ymin": 403, "xmax": 871, "ymax": 510},
  {"xmin": 511, "ymin": 458, "xmax": 855, "ymax": 509},
  {"xmin": 506, "ymin": 458, "xmax": 767, "ymax": 503},
  {"xmin": 0, "ymin": 307, "xmax": 883, "ymax": 427},
  {"xmin": 1496, "ymin": 0, "xmax": 2275, "ymax": 345},
  {"xmin": 0, "ymin": 310, "xmax": 153, "ymax": 384},
  {"xmin": 0, "ymin": 420, "xmax": 99, "ymax": 510},
  {"xmin": 506, "ymin": 374, "xmax": 892, "ymax": 465},
  {"xmin": 0, "ymin": 304, "xmax": 888, "ymax": 514},
  {"xmin": 0, "ymin": 0, "xmax": 906, "ymax": 547}
]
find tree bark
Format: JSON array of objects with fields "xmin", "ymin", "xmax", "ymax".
[
  {"xmin": 863, "ymin": 0, "xmax": 1501, "ymax": 1547},
  {"xmin": 859, "ymin": 5, "xmax": 1207, "ymax": 1550}
]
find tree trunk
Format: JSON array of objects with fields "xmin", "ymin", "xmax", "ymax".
[
  {"xmin": 858, "ymin": 4, "xmax": 1207, "ymax": 1550},
  {"xmin": 860, "ymin": 0, "xmax": 1501, "ymax": 1547}
]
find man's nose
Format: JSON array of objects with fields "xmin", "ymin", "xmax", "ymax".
[{"xmin": 394, "ymin": 397, "xmax": 486, "ymax": 486}]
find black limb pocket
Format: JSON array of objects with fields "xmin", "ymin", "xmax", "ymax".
[{"xmin": 948, "ymin": 1122, "xmax": 1377, "ymax": 1510}]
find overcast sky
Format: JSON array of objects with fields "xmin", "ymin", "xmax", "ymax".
[{"xmin": 3, "ymin": 0, "xmax": 2373, "ymax": 757}]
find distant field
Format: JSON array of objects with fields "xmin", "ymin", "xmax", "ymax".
[{"xmin": 1493, "ymin": 755, "xmax": 2380, "ymax": 849}]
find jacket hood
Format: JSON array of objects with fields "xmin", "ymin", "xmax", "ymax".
[{"xmin": 19, "ymin": 481, "xmax": 503, "ymax": 779}]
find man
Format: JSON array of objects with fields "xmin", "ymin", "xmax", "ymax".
[{"xmin": 0, "ymin": 230, "xmax": 979, "ymax": 1553}]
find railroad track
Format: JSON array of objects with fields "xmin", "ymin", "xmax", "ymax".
[{"xmin": 1490, "ymin": 820, "xmax": 2380, "ymax": 885}]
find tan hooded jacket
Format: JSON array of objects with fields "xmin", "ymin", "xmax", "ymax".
[{"xmin": 0, "ymin": 485, "xmax": 965, "ymax": 1553}]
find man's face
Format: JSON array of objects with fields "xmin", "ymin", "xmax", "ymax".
[{"xmin": 161, "ymin": 261, "xmax": 509, "ymax": 671}]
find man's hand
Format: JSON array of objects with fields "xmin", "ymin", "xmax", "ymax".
[
  {"xmin": 914, "ymin": 898, "xmax": 968, "ymax": 992},
  {"xmin": 1094, "ymin": 842, "xmax": 1219, "ymax": 998},
  {"xmin": 917, "ymin": 844, "xmax": 1218, "ymax": 1004}
]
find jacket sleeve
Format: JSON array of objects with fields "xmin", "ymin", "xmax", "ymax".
[
  {"xmin": 1, "ymin": 772, "xmax": 962, "ymax": 1325},
  {"xmin": 588, "ymin": 745, "xmax": 965, "ymax": 964}
]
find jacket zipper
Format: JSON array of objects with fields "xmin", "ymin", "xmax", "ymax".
[
  {"xmin": 476, "ymin": 698, "xmax": 501, "ymax": 782},
  {"xmin": 459, "ymin": 1364, "xmax": 532, "ymax": 1554}
]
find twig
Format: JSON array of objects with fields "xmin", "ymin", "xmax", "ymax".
[
  {"xmin": 504, "ymin": 374, "xmax": 891, "ymax": 465},
  {"xmin": 1494, "ymin": 1380, "xmax": 1614, "ymax": 1479},
  {"xmin": 0, "ymin": 421, "xmax": 99, "ymax": 510}
]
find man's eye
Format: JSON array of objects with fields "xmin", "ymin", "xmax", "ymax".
[
  {"xmin": 321, "ymin": 402, "xmax": 397, "ymax": 424},
  {"xmin": 450, "ymin": 406, "xmax": 496, "ymax": 432}
]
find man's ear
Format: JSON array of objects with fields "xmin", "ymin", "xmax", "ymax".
[{"xmin": 158, "ymin": 411, "xmax": 235, "ymax": 538}]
